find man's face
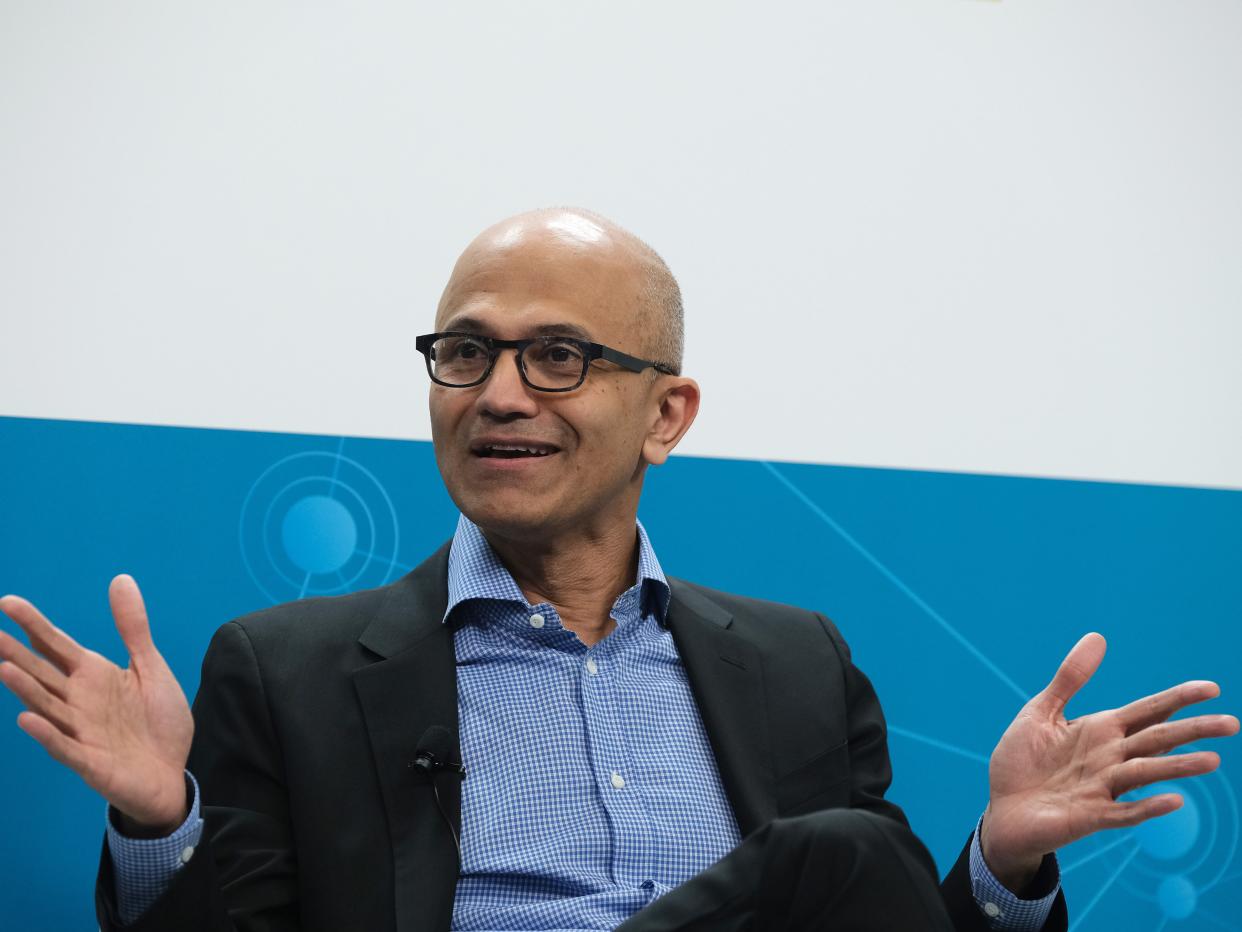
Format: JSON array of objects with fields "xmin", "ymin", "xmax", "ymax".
[{"xmin": 429, "ymin": 216, "xmax": 664, "ymax": 542}]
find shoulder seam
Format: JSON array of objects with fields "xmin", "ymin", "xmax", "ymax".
[{"xmin": 222, "ymin": 620, "xmax": 290, "ymax": 786}]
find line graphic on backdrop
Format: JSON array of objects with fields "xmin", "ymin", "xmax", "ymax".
[
  {"xmin": 1215, "ymin": 869, "xmax": 1242, "ymax": 888},
  {"xmin": 1068, "ymin": 843, "xmax": 1142, "ymax": 931},
  {"xmin": 759, "ymin": 461, "xmax": 1030, "ymax": 702},
  {"xmin": 329, "ymin": 435, "xmax": 345, "ymax": 490},
  {"xmin": 1199, "ymin": 906, "xmax": 1242, "ymax": 932},
  {"xmin": 354, "ymin": 549, "xmax": 414, "ymax": 575},
  {"xmin": 239, "ymin": 448, "xmax": 402, "ymax": 603},
  {"xmin": 886, "ymin": 726, "xmax": 989, "ymax": 765},
  {"xmin": 303, "ymin": 436, "xmax": 349, "ymax": 599},
  {"xmin": 1061, "ymin": 831, "xmax": 1137, "ymax": 876}
]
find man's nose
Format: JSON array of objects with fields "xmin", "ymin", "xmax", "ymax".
[{"xmin": 475, "ymin": 349, "xmax": 540, "ymax": 418}]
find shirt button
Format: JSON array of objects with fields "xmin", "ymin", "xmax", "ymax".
[
  {"xmin": 585, "ymin": 658, "xmax": 599, "ymax": 675},
  {"xmin": 529, "ymin": 613, "xmax": 545, "ymax": 629},
  {"xmin": 181, "ymin": 846, "xmax": 195, "ymax": 864},
  {"xmin": 610, "ymin": 771, "xmax": 625, "ymax": 789},
  {"xmin": 982, "ymin": 903, "xmax": 1001, "ymax": 918}
]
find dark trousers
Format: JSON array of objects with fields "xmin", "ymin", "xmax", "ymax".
[{"xmin": 616, "ymin": 809, "xmax": 956, "ymax": 932}]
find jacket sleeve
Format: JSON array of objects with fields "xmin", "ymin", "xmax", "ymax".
[
  {"xmin": 816, "ymin": 613, "xmax": 1069, "ymax": 932},
  {"xmin": 96, "ymin": 621, "xmax": 300, "ymax": 931}
]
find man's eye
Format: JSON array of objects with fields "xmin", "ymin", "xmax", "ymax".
[
  {"xmin": 440, "ymin": 338, "xmax": 485, "ymax": 361},
  {"xmin": 538, "ymin": 342, "xmax": 584, "ymax": 366}
]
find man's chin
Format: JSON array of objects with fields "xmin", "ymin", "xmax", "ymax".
[{"xmin": 452, "ymin": 492, "xmax": 569, "ymax": 542}]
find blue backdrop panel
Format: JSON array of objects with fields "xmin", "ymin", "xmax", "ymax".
[{"xmin": 1, "ymin": 416, "xmax": 1238, "ymax": 930}]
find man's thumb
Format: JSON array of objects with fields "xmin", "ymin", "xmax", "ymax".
[{"xmin": 109, "ymin": 574, "xmax": 157, "ymax": 663}]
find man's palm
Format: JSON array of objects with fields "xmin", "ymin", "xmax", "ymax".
[
  {"xmin": 0, "ymin": 575, "xmax": 193, "ymax": 830},
  {"xmin": 983, "ymin": 633, "xmax": 1237, "ymax": 879}
]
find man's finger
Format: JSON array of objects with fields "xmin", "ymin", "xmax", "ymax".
[
  {"xmin": 1124, "ymin": 714, "xmax": 1240, "ymax": 759},
  {"xmin": 0, "ymin": 628, "xmax": 69, "ymax": 699},
  {"xmin": 1036, "ymin": 632, "xmax": 1107, "ymax": 718},
  {"xmin": 0, "ymin": 660, "xmax": 77, "ymax": 736},
  {"xmin": 108, "ymin": 575, "xmax": 157, "ymax": 666},
  {"xmin": 15, "ymin": 710, "xmax": 89, "ymax": 776},
  {"xmin": 0, "ymin": 595, "xmax": 83, "ymax": 675},
  {"xmin": 1110, "ymin": 751, "xmax": 1220, "ymax": 799},
  {"xmin": 1099, "ymin": 793, "xmax": 1183, "ymax": 830},
  {"xmin": 1118, "ymin": 681, "xmax": 1222, "ymax": 733}
]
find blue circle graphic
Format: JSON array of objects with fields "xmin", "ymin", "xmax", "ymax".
[
  {"xmin": 1156, "ymin": 875, "xmax": 1197, "ymax": 919},
  {"xmin": 1135, "ymin": 783, "xmax": 1201, "ymax": 861},
  {"xmin": 281, "ymin": 495, "xmax": 358, "ymax": 574},
  {"xmin": 239, "ymin": 447, "xmax": 401, "ymax": 604},
  {"xmin": 1113, "ymin": 755, "xmax": 1239, "ymax": 919}
]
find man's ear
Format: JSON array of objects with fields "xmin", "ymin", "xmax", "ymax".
[{"xmin": 642, "ymin": 377, "xmax": 700, "ymax": 466}]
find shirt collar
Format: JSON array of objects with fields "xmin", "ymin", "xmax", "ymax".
[{"xmin": 444, "ymin": 514, "xmax": 671, "ymax": 625}]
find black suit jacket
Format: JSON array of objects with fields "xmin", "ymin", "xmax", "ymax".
[{"xmin": 96, "ymin": 543, "xmax": 1067, "ymax": 931}]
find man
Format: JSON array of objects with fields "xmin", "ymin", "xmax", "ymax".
[{"xmin": 0, "ymin": 208, "xmax": 1236, "ymax": 931}]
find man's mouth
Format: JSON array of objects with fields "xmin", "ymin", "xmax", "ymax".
[{"xmin": 471, "ymin": 442, "xmax": 560, "ymax": 459}]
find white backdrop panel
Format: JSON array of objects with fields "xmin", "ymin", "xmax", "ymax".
[{"xmin": 2, "ymin": 1, "xmax": 1239, "ymax": 488}]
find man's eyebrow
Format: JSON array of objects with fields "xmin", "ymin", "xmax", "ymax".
[
  {"xmin": 440, "ymin": 316, "xmax": 594, "ymax": 342},
  {"xmin": 530, "ymin": 322, "xmax": 593, "ymax": 341},
  {"xmin": 440, "ymin": 314, "xmax": 489, "ymax": 333}
]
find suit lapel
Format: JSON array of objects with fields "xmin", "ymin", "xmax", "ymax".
[
  {"xmin": 353, "ymin": 543, "xmax": 460, "ymax": 932},
  {"xmin": 666, "ymin": 579, "xmax": 778, "ymax": 837},
  {"xmin": 348, "ymin": 554, "xmax": 781, "ymax": 930}
]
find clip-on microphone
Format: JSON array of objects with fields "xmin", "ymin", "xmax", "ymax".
[{"xmin": 409, "ymin": 726, "xmax": 467, "ymax": 858}]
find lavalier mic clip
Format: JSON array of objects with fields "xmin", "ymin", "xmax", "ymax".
[
  {"xmin": 409, "ymin": 725, "xmax": 467, "ymax": 779},
  {"xmin": 408, "ymin": 725, "xmax": 466, "ymax": 860}
]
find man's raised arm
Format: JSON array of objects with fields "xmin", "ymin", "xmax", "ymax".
[
  {"xmin": 0, "ymin": 577, "xmax": 193, "ymax": 831},
  {"xmin": 0, "ymin": 577, "xmax": 208, "ymax": 927}
]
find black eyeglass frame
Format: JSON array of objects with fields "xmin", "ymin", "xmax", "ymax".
[{"xmin": 415, "ymin": 331, "xmax": 678, "ymax": 392}]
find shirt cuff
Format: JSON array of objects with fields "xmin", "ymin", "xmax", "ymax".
[
  {"xmin": 105, "ymin": 770, "xmax": 205, "ymax": 926},
  {"xmin": 968, "ymin": 813, "xmax": 1060, "ymax": 931}
]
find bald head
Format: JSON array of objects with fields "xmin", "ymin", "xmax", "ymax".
[{"xmin": 438, "ymin": 207, "xmax": 684, "ymax": 373}]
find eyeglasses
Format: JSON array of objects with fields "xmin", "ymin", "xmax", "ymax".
[{"xmin": 415, "ymin": 331, "xmax": 677, "ymax": 392}]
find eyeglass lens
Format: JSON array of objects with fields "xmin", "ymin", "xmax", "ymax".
[{"xmin": 429, "ymin": 335, "xmax": 587, "ymax": 390}]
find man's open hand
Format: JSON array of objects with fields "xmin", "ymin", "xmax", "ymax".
[
  {"xmin": 980, "ymin": 633, "xmax": 1239, "ymax": 893},
  {"xmin": 0, "ymin": 575, "xmax": 193, "ymax": 833}
]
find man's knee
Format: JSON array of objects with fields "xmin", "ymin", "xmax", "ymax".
[
  {"xmin": 750, "ymin": 809, "xmax": 951, "ymax": 931},
  {"xmin": 762, "ymin": 808, "xmax": 937, "ymax": 880},
  {"xmin": 766, "ymin": 807, "xmax": 895, "ymax": 849}
]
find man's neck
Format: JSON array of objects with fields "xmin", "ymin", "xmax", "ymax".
[{"xmin": 482, "ymin": 522, "xmax": 641, "ymax": 647}]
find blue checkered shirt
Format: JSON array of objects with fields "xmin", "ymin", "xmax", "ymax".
[
  {"xmin": 446, "ymin": 516, "xmax": 740, "ymax": 930},
  {"xmin": 107, "ymin": 516, "xmax": 1058, "ymax": 929},
  {"xmin": 106, "ymin": 771, "xmax": 205, "ymax": 924}
]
